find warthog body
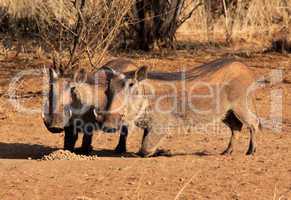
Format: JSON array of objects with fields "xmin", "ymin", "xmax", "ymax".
[
  {"xmin": 101, "ymin": 58, "xmax": 261, "ymax": 156},
  {"xmin": 42, "ymin": 58, "xmax": 139, "ymax": 154}
]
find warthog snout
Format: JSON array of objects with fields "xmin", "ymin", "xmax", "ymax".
[
  {"xmin": 93, "ymin": 109, "xmax": 122, "ymax": 133},
  {"xmin": 42, "ymin": 106, "xmax": 72, "ymax": 133}
]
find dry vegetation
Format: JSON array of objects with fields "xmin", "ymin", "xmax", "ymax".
[
  {"xmin": 0, "ymin": 0, "xmax": 290, "ymax": 57},
  {"xmin": 179, "ymin": 0, "xmax": 291, "ymax": 50},
  {"xmin": 0, "ymin": 0, "xmax": 134, "ymax": 66}
]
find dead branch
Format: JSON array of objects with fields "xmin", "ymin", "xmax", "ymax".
[
  {"xmin": 66, "ymin": 0, "xmax": 86, "ymax": 70},
  {"xmin": 178, "ymin": 1, "xmax": 203, "ymax": 27}
]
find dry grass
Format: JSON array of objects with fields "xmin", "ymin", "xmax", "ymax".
[
  {"xmin": 178, "ymin": 0, "xmax": 291, "ymax": 49},
  {"xmin": 232, "ymin": 0, "xmax": 290, "ymax": 43},
  {"xmin": 0, "ymin": 0, "xmax": 290, "ymax": 52},
  {"xmin": 0, "ymin": 0, "xmax": 75, "ymax": 25}
]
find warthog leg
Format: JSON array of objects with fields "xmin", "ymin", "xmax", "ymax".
[
  {"xmin": 75, "ymin": 126, "xmax": 94, "ymax": 155},
  {"xmin": 75, "ymin": 134, "xmax": 93, "ymax": 155},
  {"xmin": 136, "ymin": 128, "xmax": 149, "ymax": 157},
  {"xmin": 64, "ymin": 126, "xmax": 78, "ymax": 152},
  {"xmin": 222, "ymin": 110, "xmax": 243, "ymax": 155},
  {"xmin": 221, "ymin": 129, "xmax": 237, "ymax": 155},
  {"xmin": 246, "ymin": 125, "xmax": 256, "ymax": 155},
  {"xmin": 231, "ymin": 108, "xmax": 259, "ymax": 155},
  {"xmin": 138, "ymin": 128, "xmax": 166, "ymax": 157},
  {"xmin": 114, "ymin": 126, "xmax": 128, "ymax": 154}
]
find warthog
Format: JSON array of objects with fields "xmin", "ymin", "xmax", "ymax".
[
  {"xmin": 42, "ymin": 58, "xmax": 140, "ymax": 154},
  {"xmin": 99, "ymin": 58, "xmax": 262, "ymax": 157}
]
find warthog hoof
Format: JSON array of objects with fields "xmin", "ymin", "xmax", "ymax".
[
  {"xmin": 221, "ymin": 148, "xmax": 233, "ymax": 156},
  {"xmin": 114, "ymin": 145, "xmax": 127, "ymax": 154},
  {"xmin": 246, "ymin": 147, "xmax": 256, "ymax": 156},
  {"xmin": 136, "ymin": 150, "xmax": 149, "ymax": 157},
  {"xmin": 137, "ymin": 149, "xmax": 172, "ymax": 157}
]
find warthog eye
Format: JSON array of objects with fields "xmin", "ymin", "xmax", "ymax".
[{"xmin": 129, "ymin": 82, "xmax": 134, "ymax": 87}]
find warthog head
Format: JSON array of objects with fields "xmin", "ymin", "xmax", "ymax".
[
  {"xmin": 94, "ymin": 65, "xmax": 148, "ymax": 131},
  {"xmin": 42, "ymin": 67, "xmax": 73, "ymax": 133},
  {"xmin": 42, "ymin": 64, "xmax": 127, "ymax": 134}
]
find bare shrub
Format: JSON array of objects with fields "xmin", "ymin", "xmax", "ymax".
[
  {"xmin": 39, "ymin": 0, "xmax": 134, "ymax": 68},
  {"xmin": 0, "ymin": 0, "xmax": 134, "ymax": 67}
]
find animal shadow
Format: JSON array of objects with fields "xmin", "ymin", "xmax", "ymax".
[
  {"xmin": 164, "ymin": 150, "xmax": 213, "ymax": 157},
  {"xmin": 0, "ymin": 143, "xmax": 213, "ymax": 159},
  {"xmin": 0, "ymin": 142, "xmax": 57, "ymax": 159},
  {"xmin": 91, "ymin": 149, "xmax": 213, "ymax": 158},
  {"xmin": 90, "ymin": 149, "xmax": 139, "ymax": 158}
]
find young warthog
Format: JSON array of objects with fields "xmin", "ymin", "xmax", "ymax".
[
  {"xmin": 42, "ymin": 58, "xmax": 140, "ymax": 154},
  {"xmin": 100, "ymin": 58, "xmax": 262, "ymax": 157}
]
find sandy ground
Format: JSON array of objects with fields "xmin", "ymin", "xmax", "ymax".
[{"xmin": 0, "ymin": 50, "xmax": 291, "ymax": 200}]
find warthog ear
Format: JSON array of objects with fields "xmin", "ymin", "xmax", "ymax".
[
  {"xmin": 135, "ymin": 66, "xmax": 148, "ymax": 81},
  {"xmin": 49, "ymin": 67, "xmax": 58, "ymax": 80}
]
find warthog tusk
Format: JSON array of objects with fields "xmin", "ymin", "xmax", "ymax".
[
  {"xmin": 41, "ymin": 111, "xmax": 45, "ymax": 119},
  {"xmin": 68, "ymin": 108, "xmax": 72, "ymax": 118},
  {"xmin": 93, "ymin": 108, "xmax": 104, "ymax": 122},
  {"xmin": 93, "ymin": 108, "xmax": 97, "ymax": 117}
]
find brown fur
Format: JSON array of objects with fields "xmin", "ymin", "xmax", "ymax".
[{"xmin": 103, "ymin": 59, "xmax": 261, "ymax": 157}]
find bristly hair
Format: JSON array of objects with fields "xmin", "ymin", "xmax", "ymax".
[{"xmin": 146, "ymin": 58, "xmax": 236, "ymax": 81}]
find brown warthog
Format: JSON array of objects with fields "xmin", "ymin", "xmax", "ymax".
[
  {"xmin": 99, "ymin": 58, "xmax": 262, "ymax": 157},
  {"xmin": 42, "ymin": 58, "xmax": 140, "ymax": 154}
]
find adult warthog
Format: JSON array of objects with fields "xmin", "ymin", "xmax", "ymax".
[
  {"xmin": 42, "ymin": 58, "xmax": 140, "ymax": 154},
  {"xmin": 99, "ymin": 58, "xmax": 262, "ymax": 157}
]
